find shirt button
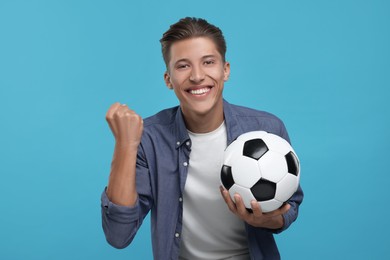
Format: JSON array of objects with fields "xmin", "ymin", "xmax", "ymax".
[
  {"xmin": 179, "ymin": 197, "xmax": 183, "ymax": 202},
  {"xmin": 186, "ymin": 141, "xmax": 190, "ymax": 146},
  {"xmin": 175, "ymin": 233, "xmax": 180, "ymax": 238},
  {"xmin": 183, "ymin": 162, "xmax": 188, "ymax": 167},
  {"xmin": 176, "ymin": 141, "xmax": 180, "ymax": 146}
]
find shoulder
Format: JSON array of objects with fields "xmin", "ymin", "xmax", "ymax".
[
  {"xmin": 143, "ymin": 106, "xmax": 179, "ymax": 128},
  {"xmin": 137, "ymin": 106, "xmax": 180, "ymax": 157},
  {"xmin": 227, "ymin": 102, "xmax": 284, "ymax": 125},
  {"xmin": 224, "ymin": 101, "xmax": 289, "ymax": 141},
  {"xmin": 139, "ymin": 105, "xmax": 184, "ymax": 147}
]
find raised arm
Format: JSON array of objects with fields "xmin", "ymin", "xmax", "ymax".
[{"xmin": 105, "ymin": 102, "xmax": 144, "ymax": 206}]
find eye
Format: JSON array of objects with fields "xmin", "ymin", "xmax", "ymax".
[
  {"xmin": 204, "ymin": 60, "xmax": 215, "ymax": 65},
  {"xmin": 177, "ymin": 64, "xmax": 190, "ymax": 69}
]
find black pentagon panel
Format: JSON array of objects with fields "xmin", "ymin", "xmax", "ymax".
[
  {"xmin": 285, "ymin": 151, "xmax": 299, "ymax": 176},
  {"xmin": 220, "ymin": 165, "xmax": 235, "ymax": 190},
  {"xmin": 243, "ymin": 139, "xmax": 269, "ymax": 160},
  {"xmin": 250, "ymin": 178, "xmax": 276, "ymax": 201}
]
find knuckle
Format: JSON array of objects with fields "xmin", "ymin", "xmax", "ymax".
[
  {"xmin": 228, "ymin": 205, "xmax": 236, "ymax": 212},
  {"xmin": 105, "ymin": 114, "xmax": 113, "ymax": 121},
  {"xmin": 113, "ymin": 112, "xmax": 121, "ymax": 119},
  {"xmin": 133, "ymin": 115, "xmax": 143, "ymax": 123}
]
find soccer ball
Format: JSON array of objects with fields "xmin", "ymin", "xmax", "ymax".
[{"xmin": 220, "ymin": 131, "xmax": 300, "ymax": 213}]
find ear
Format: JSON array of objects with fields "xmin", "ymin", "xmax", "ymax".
[
  {"xmin": 223, "ymin": 62, "xmax": 231, "ymax": 81},
  {"xmin": 164, "ymin": 71, "xmax": 173, "ymax": 89}
]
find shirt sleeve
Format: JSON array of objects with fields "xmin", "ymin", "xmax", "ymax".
[
  {"xmin": 270, "ymin": 118, "xmax": 304, "ymax": 234},
  {"xmin": 101, "ymin": 189, "xmax": 141, "ymax": 248},
  {"xmin": 101, "ymin": 143, "xmax": 153, "ymax": 249},
  {"xmin": 273, "ymin": 184, "xmax": 304, "ymax": 234}
]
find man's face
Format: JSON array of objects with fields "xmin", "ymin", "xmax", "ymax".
[{"xmin": 164, "ymin": 37, "xmax": 230, "ymax": 121}]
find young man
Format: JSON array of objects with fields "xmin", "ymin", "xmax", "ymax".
[{"xmin": 101, "ymin": 17, "xmax": 303, "ymax": 260}]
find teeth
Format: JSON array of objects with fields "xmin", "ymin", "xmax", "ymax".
[{"xmin": 189, "ymin": 88, "xmax": 210, "ymax": 95}]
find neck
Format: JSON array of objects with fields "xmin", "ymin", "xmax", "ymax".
[{"xmin": 182, "ymin": 101, "xmax": 224, "ymax": 133}]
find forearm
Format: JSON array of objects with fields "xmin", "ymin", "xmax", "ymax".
[{"xmin": 106, "ymin": 144, "xmax": 138, "ymax": 206}]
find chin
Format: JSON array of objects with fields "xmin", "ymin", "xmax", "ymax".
[{"xmin": 193, "ymin": 101, "xmax": 222, "ymax": 115}]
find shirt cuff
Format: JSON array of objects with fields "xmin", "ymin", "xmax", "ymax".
[
  {"xmin": 271, "ymin": 203, "xmax": 296, "ymax": 234},
  {"xmin": 101, "ymin": 188, "xmax": 140, "ymax": 224}
]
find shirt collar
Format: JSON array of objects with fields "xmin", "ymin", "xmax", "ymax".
[
  {"xmin": 174, "ymin": 107, "xmax": 191, "ymax": 149},
  {"xmin": 174, "ymin": 99, "xmax": 243, "ymax": 149},
  {"xmin": 223, "ymin": 99, "xmax": 242, "ymax": 145}
]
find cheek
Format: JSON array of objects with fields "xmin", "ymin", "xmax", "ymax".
[
  {"xmin": 170, "ymin": 71, "xmax": 189, "ymax": 85},
  {"xmin": 170, "ymin": 77, "xmax": 183, "ymax": 87},
  {"xmin": 170, "ymin": 78, "xmax": 187, "ymax": 92},
  {"xmin": 209, "ymin": 69, "xmax": 226, "ymax": 82}
]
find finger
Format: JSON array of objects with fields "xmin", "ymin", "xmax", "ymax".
[
  {"xmin": 127, "ymin": 112, "xmax": 145, "ymax": 135},
  {"xmin": 250, "ymin": 200, "xmax": 263, "ymax": 218},
  {"xmin": 219, "ymin": 186, "xmax": 227, "ymax": 199},
  {"xmin": 220, "ymin": 186, "xmax": 237, "ymax": 213},
  {"xmin": 116, "ymin": 104, "xmax": 132, "ymax": 117},
  {"xmin": 119, "ymin": 104, "xmax": 131, "ymax": 114},
  {"xmin": 106, "ymin": 103, "xmax": 122, "ymax": 134},
  {"xmin": 234, "ymin": 194, "xmax": 250, "ymax": 219},
  {"xmin": 106, "ymin": 102, "xmax": 121, "ymax": 121}
]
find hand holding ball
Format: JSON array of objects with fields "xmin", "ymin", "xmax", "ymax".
[{"xmin": 220, "ymin": 131, "xmax": 300, "ymax": 213}]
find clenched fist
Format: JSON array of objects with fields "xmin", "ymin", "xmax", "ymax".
[{"xmin": 106, "ymin": 102, "xmax": 144, "ymax": 149}]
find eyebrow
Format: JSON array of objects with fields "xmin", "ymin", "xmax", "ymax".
[{"xmin": 174, "ymin": 55, "xmax": 218, "ymax": 65}]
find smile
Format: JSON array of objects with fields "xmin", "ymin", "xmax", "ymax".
[{"xmin": 188, "ymin": 87, "xmax": 212, "ymax": 95}]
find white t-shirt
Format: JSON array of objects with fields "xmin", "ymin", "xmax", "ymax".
[{"xmin": 179, "ymin": 122, "xmax": 250, "ymax": 260}]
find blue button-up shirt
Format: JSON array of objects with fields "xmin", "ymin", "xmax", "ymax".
[{"xmin": 101, "ymin": 100, "xmax": 304, "ymax": 260}]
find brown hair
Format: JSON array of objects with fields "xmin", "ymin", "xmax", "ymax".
[{"xmin": 160, "ymin": 17, "xmax": 227, "ymax": 67}]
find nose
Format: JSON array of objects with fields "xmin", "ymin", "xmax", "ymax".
[{"xmin": 189, "ymin": 65, "xmax": 205, "ymax": 83}]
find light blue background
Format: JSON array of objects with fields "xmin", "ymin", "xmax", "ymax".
[{"xmin": 1, "ymin": 0, "xmax": 389, "ymax": 259}]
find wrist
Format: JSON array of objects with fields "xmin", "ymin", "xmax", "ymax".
[
  {"xmin": 114, "ymin": 141, "xmax": 139, "ymax": 153},
  {"xmin": 256, "ymin": 215, "xmax": 284, "ymax": 229}
]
